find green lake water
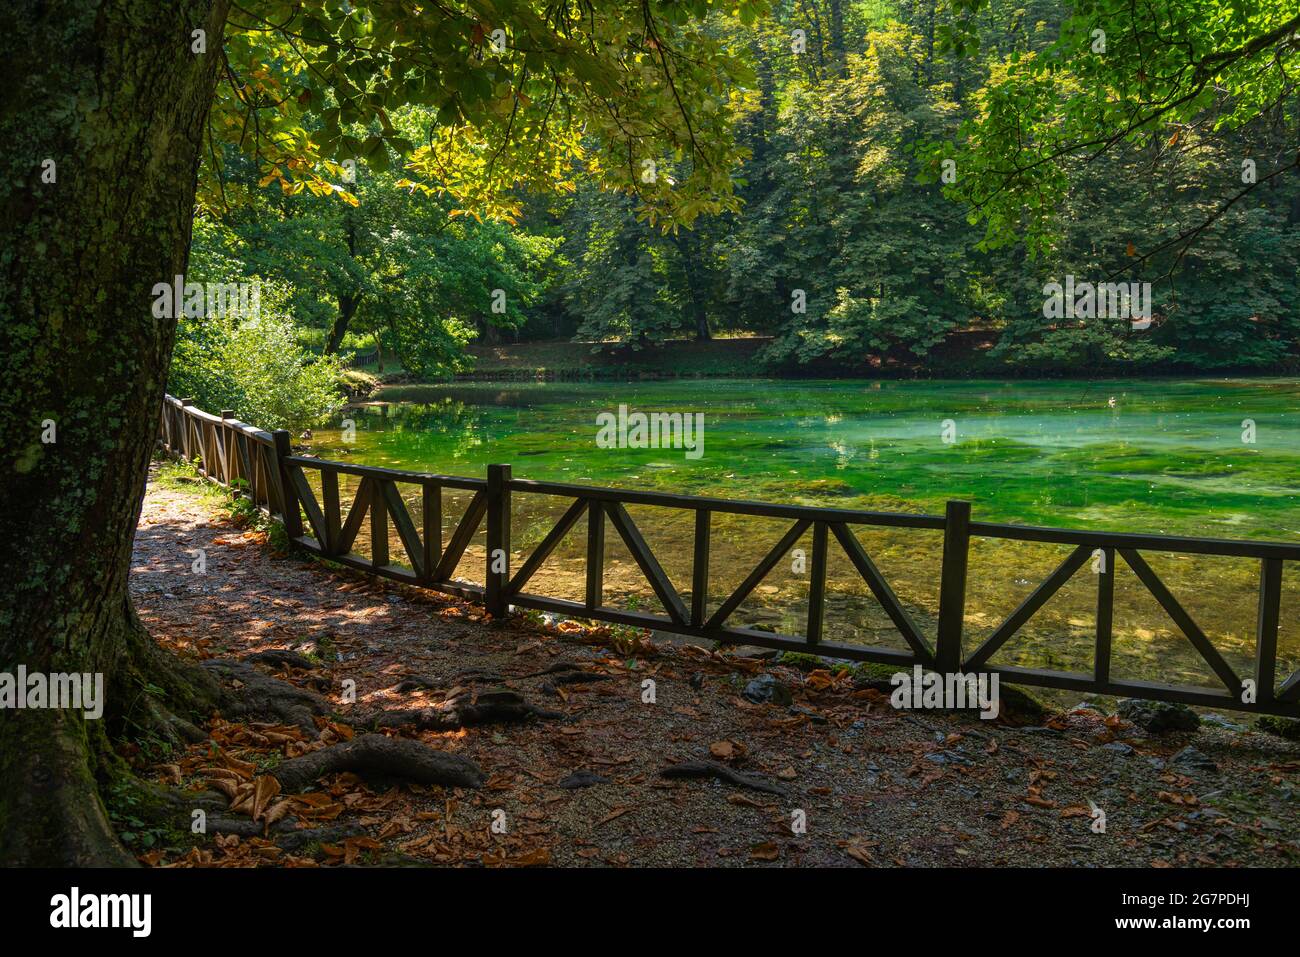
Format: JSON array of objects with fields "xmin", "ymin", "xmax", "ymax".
[{"xmin": 306, "ymin": 378, "xmax": 1300, "ymax": 697}]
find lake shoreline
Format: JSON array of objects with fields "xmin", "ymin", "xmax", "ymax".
[{"xmin": 394, "ymin": 338, "xmax": 1300, "ymax": 384}]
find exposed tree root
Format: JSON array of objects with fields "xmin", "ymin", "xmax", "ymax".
[
  {"xmin": 659, "ymin": 760, "xmax": 788, "ymax": 797},
  {"xmin": 276, "ymin": 823, "xmax": 368, "ymax": 852},
  {"xmin": 201, "ymin": 659, "xmax": 331, "ymax": 733},
  {"xmin": 521, "ymin": 661, "xmax": 596, "ymax": 679},
  {"xmin": 371, "ymin": 687, "xmax": 561, "ymax": 731},
  {"xmin": 549, "ymin": 671, "xmax": 611, "ymax": 686},
  {"xmin": 272, "ymin": 734, "xmax": 485, "ymax": 792},
  {"xmin": 134, "ymin": 694, "xmax": 208, "ymax": 749},
  {"xmin": 243, "ymin": 649, "xmax": 319, "ymax": 671},
  {"xmin": 395, "ymin": 668, "xmax": 503, "ymax": 692},
  {"xmin": 557, "ymin": 770, "xmax": 610, "ymax": 789}
]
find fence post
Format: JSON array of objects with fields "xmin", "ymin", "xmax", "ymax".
[
  {"xmin": 271, "ymin": 430, "xmax": 304, "ymax": 539},
  {"xmin": 935, "ymin": 500, "xmax": 971, "ymax": 673},
  {"xmin": 1255, "ymin": 558, "xmax": 1282, "ymax": 706},
  {"xmin": 179, "ymin": 398, "xmax": 194, "ymax": 459},
  {"xmin": 218, "ymin": 411, "xmax": 236, "ymax": 485},
  {"xmin": 485, "ymin": 464, "xmax": 512, "ymax": 619}
]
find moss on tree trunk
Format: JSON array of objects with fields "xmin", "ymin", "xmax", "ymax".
[{"xmin": 0, "ymin": 0, "xmax": 231, "ymax": 865}]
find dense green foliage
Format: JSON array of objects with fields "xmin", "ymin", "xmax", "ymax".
[
  {"xmin": 167, "ymin": 275, "xmax": 346, "ymax": 432},
  {"xmin": 173, "ymin": 0, "xmax": 1300, "ymax": 405},
  {"xmin": 545, "ymin": 0, "xmax": 1299, "ymax": 372}
]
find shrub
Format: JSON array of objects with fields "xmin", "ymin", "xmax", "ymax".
[{"xmin": 168, "ymin": 282, "xmax": 345, "ymax": 432}]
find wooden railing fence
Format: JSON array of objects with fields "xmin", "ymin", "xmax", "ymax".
[{"xmin": 159, "ymin": 395, "xmax": 1300, "ymax": 718}]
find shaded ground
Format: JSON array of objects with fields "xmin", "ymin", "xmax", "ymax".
[{"xmin": 129, "ymin": 467, "xmax": 1300, "ymax": 867}]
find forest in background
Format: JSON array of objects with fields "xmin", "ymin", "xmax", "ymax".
[{"xmin": 175, "ymin": 0, "xmax": 1300, "ymax": 421}]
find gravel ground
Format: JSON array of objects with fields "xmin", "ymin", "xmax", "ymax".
[{"xmin": 131, "ymin": 468, "xmax": 1300, "ymax": 868}]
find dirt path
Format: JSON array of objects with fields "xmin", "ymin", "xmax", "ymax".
[{"xmin": 129, "ymin": 468, "xmax": 1300, "ymax": 867}]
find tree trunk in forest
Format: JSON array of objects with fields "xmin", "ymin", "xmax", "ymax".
[
  {"xmin": 0, "ymin": 0, "xmax": 231, "ymax": 865},
  {"xmin": 325, "ymin": 211, "xmax": 363, "ymax": 354},
  {"xmin": 326, "ymin": 292, "xmax": 362, "ymax": 354},
  {"xmin": 672, "ymin": 231, "xmax": 712, "ymax": 341},
  {"xmin": 828, "ymin": 0, "xmax": 847, "ymax": 77},
  {"xmin": 746, "ymin": 39, "xmax": 775, "ymax": 193}
]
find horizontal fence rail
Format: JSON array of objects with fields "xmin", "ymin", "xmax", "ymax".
[{"xmin": 158, "ymin": 395, "xmax": 1300, "ymax": 719}]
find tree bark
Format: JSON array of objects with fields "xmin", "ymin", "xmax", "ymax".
[
  {"xmin": 325, "ymin": 211, "xmax": 363, "ymax": 354},
  {"xmin": 0, "ymin": 0, "xmax": 231, "ymax": 865},
  {"xmin": 326, "ymin": 292, "xmax": 362, "ymax": 354},
  {"xmin": 827, "ymin": 0, "xmax": 847, "ymax": 78}
]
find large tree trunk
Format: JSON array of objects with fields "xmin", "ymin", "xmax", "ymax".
[
  {"xmin": 326, "ymin": 292, "xmax": 362, "ymax": 354},
  {"xmin": 0, "ymin": 0, "xmax": 230, "ymax": 865},
  {"xmin": 325, "ymin": 212, "xmax": 363, "ymax": 354}
]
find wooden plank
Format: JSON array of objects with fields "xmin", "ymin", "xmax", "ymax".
[
  {"xmin": 288, "ymin": 465, "xmax": 328, "ymax": 546},
  {"xmin": 935, "ymin": 501, "xmax": 972, "ymax": 673},
  {"xmin": 485, "ymin": 464, "xmax": 511, "ymax": 618},
  {"xmin": 211, "ymin": 422, "xmax": 227, "ymax": 483},
  {"xmin": 179, "ymin": 400, "xmax": 193, "ymax": 458},
  {"xmin": 1279, "ymin": 670, "xmax": 1300, "ymax": 703},
  {"xmin": 271, "ymin": 432, "xmax": 299, "ymax": 530},
  {"xmin": 506, "ymin": 497, "xmax": 587, "ymax": 596},
  {"xmin": 604, "ymin": 501, "xmax": 688, "ymax": 625},
  {"xmin": 830, "ymin": 523, "xmax": 933, "ymax": 662},
  {"xmin": 690, "ymin": 509, "xmax": 710, "ymax": 628},
  {"xmin": 235, "ymin": 432, "xmax": 253, "ymax": 495},
  {"xmin": 981, "ymin": 664, "xmax": 1299, "ymax": 719},
  {"xmin": 337, "ymin": 477, "xmax": 371, "ymax": 554},
  {"xmin": 807, "ymin": 522, "xmax": 828, "ymax": 646},
  {"xmin": 203, "ymin": 421, "xmax": 215, "ymax": 476},
  {"xmin": 246, "ymin": 436, "xmax": 261, "ymax": 505},
  {"xmin": 965, "ymin": 544, "xmax": 1090, "ymax": 670},
  {"xmin": 971, "ymin": 520, "xmax": 1300, "ymax": 563},
  {"xmin": 585, "ymin": 499, "xmax": 604, "ymax": 610},
  {"xmin": 1094, "ymin": 547, "xmax": 1114, "ymax": 684},
  {"xmin": 513, "ymin": 591, "xmax": 922, "ymax": 668},
  {"xmin": 433, "ymin": 490, "xmax": 487, "ymax": 582},
  {"xmin": 283, "ymin": 456, "xmax": 485, "ymax": 491},
  {"xmin": 1254, "ymin": 558, "xmax": 1282, "ymax": 704},
  {"xmin": 370, "ymin": 476, "xmax": 389, "ymax": 567},
  {"xmin": 421, "ymin": 482, "xmax": 441, "ymax": 586},
  {"xmin": 322, "ymin": 470, "xmax": 340, "ymax": 555},
  {"xmin": 506, "ymin": 478, "xmax": 945, "ymax": 530},
  {"xmin": 381, "ymin": 480, "xmax": 425, "ymax": 577},
  {"xmin": 704, "ymin": 519, "xmax": 809, "ymax": 631},
  {"xmin": 1119, "ymin": 549, "xmax": 1241, "ymax": 693}
]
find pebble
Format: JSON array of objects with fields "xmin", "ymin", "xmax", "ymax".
[
  {"xmin": 1201, "ymin": 713, "xmax": 1246, "ymax": 732},
  {"xmin": 925, "ymin": 750, "xmax": 974, "ymax": 767},
  {"xmin": 1170, "ymin": 746, "xmax": 1218, "ymax": 773},
  {"xmin": 743, "ymin": 673, "xmax": 793, "ymax": 706},
  {"xmin": 1118, "ymin": 698, "xmax": 1199, "ymax": 733}
]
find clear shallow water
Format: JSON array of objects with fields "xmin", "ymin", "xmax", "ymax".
[
  {"xmin": 305, "ymin": 379, "xmax": 1300, "ymax": 694},
  {"xmin": 314, "ymin": 378, "xmax": 1300, "ymax": 538}
]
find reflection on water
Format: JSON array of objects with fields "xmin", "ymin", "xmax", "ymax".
[{"xmin": 303, "ymin": 379, "xmax": 1300, "ymax": 695}]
